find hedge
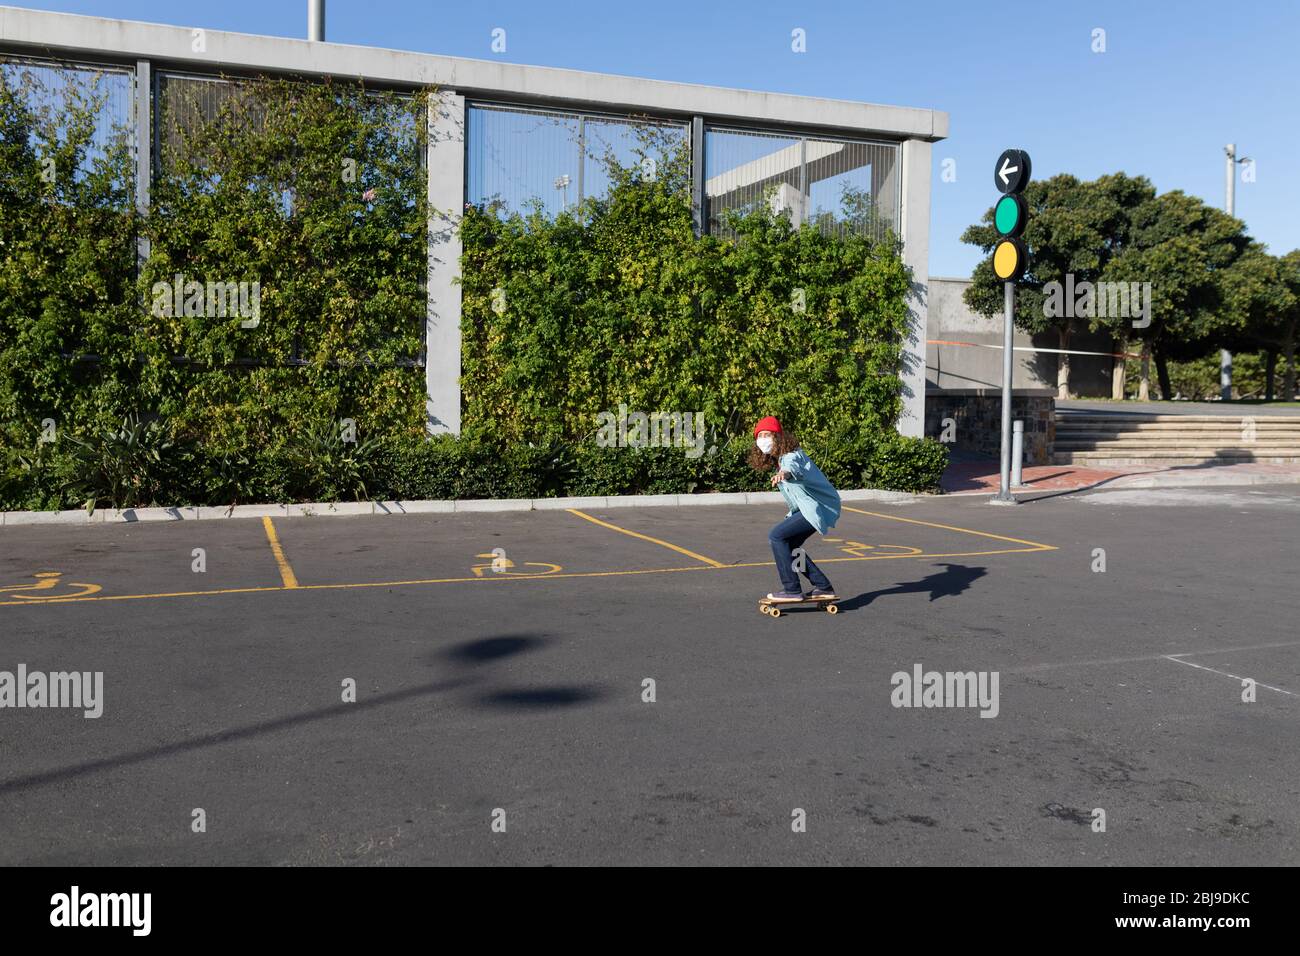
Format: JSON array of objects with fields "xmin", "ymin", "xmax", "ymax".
[
  {"xmin": 2, "ymin": 428, "xmax": 946, "ymax": 511},
  {"xmin": 459, "ymin": 137, "xmax": 915, "ymax": 452},
  {"xmin": 0, "ymin": 66, "xmax": 947, "ymax": 512}
]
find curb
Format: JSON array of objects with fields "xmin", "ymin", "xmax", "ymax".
[
  {"xmin": 941, "ymin": 468, "xmax": 1300, "ymax": 496},
  {"xmin": 0, "ymin": 488, "xmax": 919, "ymax": 526},
  {"xmin": 1105, "ymin": 471, "xmax": 1300, "ymax": 490}
]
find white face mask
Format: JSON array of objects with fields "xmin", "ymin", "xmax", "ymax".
[{"xmin": 756, "ymin": 435, "xmax": 775, "ymax": 455}]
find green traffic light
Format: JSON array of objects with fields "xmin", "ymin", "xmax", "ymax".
[{"xmin": 994, "ymin": 193, "xmax": 1027, "ymax": 237}]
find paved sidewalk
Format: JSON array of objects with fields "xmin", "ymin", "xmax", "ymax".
[
  {"xmin": 1107, "ymin": 461, "xmax": 1300, "ymax": 489},
  {"xmin": 941, "ymin": 457, "xmax": 1300, "ymax": 495}
]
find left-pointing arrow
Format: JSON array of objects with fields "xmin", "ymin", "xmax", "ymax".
[
  {"xmin": 994, "ymin": 148, "xmax": 1031, "ymax": 194},
  {"xmin": 998, "ymin": 156, "xmax": 1018, "ymax": 186}
]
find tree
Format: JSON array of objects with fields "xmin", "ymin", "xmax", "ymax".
[
  {"xmin": 1107, "ymin": 190, "xmax": 1250, "ymax": 399},
  {"xmin": 1084, "ymin": 173, "xmax": 1158, "ymax": 398},
  {"xmin": 962, "ymin": 173, "xmax": 1152, "ymax": 399},
  {"xmin": 1222, "ymin": 247, "xmax": 1294, "ymax": 400},
  {"xmin": 1219, "ymin": 246, "xmax": 1297, "ymax": 400},
  {"xmin": 1283, "ymin": 251, "xmax": 1300, "ymax": 399},
  {"xmin": 963, "ymin": 173, "xmax": 1254, "ymax": 401}
]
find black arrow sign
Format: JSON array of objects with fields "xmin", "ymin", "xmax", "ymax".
[{"xmin": 994, "ymin": 148, "xmax": 1031, "ymax": 194}]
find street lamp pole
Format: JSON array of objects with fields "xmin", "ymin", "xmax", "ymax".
[
  {"xmin": 308, "ymin": 0, "xmax": 325, "ymax": 42},
  {"xmin": 1221, "ymin": 144, "xmax": 1250, "ymax": 401}
]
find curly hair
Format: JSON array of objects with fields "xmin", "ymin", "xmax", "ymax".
[{"xmin": 747, "ymin": 428, "xmax": 801, "ymax": 472}]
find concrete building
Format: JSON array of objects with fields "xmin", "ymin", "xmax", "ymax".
[
  {"xmin": 0, "ymin": 5, "xmax": 948, "ymax": 437},
  {"xmin": 928, "ymin": 277, "xmax": 1115, "ymax": 396}
]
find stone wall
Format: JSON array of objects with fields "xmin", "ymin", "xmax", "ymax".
[{"xmin": 924, "ymin": 388, "xmax": 1055, "ymax": 465}]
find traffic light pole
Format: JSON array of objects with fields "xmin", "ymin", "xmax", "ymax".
[
  {"xmin": 995, "ymin": 280, "xmax": 1016, "ymax": 503},
  {"xmin": 989, "ymin": 148, "xmax": 1030, "ymax": 505}
]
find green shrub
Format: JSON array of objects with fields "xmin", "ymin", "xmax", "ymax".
[
  {"xmin": 61, "ymin": 413, "xmax": 184, "ymax": 513},
  {"xmin": 278, "ymin": 419, "xmax": 383, "ymax": 502},
  {"xmin": 369, "ymin": 433, "xmax": 944, "ymax": 501},
  {"xmin": 460, "ymin": 143, "xmax": 914, "ymax": 456},
  {"xmin": 0, "ymin": 63, "xmax": 139, "ymax": 465},
  {"xmin": 191, "ymin": 444, "xmax": 291, "ymax": 508},
  {"xmin": 0, "ymin": 442, "xmax": 68, "ymax": 511},
  {"xmin": 375, "ymin": 434, "xmax": 459, "ymax": 501},
  {"xmin": 1, "ymin": 67, "xmax": 931, "ymax": 511},
  {"xmin": 864, "ymin": 434, "xmax": 949, "ymax": 493},
  {"xmin": 141, "ymin": 74, "xmax": 430, "ymax": 448},
  {"xmin": 1, "ymin": 67, "xmax": 428, "ymax": 489},
  {"xmin": 1, "ymin": 428, "xmax": 946, "ymax": 510}
]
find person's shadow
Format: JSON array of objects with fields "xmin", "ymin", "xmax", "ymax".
[{"xmin": 835, "ymin": 563, "xmax": 987, "ymax": 612}]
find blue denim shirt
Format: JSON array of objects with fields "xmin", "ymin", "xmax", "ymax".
[{"xmin": 777, "ymin": 449, "xmax": 841, "ymax": 534}]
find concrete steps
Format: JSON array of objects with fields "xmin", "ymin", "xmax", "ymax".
[{"xmin": 1053, "ymin": 414, "xmax": 1300, "ymax": 465}]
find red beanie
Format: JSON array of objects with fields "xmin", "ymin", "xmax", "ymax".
[{"xmin": 753, "ymin": 416, "xmax": 783, "ymax": 438}]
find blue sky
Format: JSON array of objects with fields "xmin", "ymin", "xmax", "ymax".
[{"xmin": 9, "ymin": 0, "xmax": 1297, "ymax": 277}]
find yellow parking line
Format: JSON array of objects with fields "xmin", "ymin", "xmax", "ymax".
[
  {"xmin": 0, "ymin": 564, "xmax": 719, "ymax": 606},
  {"xmin": 2, "ymin": 509, "xmax": 1057, "ymax": 609},
  {"xmin": 262, "ymin": 517, "xmax": 300, "ymax": 589},
  {"xmin": 0, "ymin": 546, "xmax": 1055, "ymax": 609},
  {"xmin": 566, "ymin": 508, "xmax": 725, "ymax": 568},
  {"xmin": 841, "ymin": 506, "xmax": 1057, "ymax": 551},
  {"xmin": 2, "ymin": 583, "xmax": 290, "ymax": 605},
  {"xmin": 724, "ymin": 546, "xmax": 1049, "ymax": 568}
]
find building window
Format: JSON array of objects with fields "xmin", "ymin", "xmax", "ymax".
[
  {"xmin": 466, "ymin": 102, "xmax": 688, "ymax": 218},
  {"xmin": 0, "ymin": 56, "xmax": 133, "ymax": 182},
  {"xmin": 705, "ymin": 126, "xmax": 899, "ymax": 242}
]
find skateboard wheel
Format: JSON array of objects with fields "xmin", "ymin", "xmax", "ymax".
[
  {"xmin": 769, "ymin": 607, "xmax": 782, "ymax": 618},
  {"xmin": 826, "ymin": 603, "xmax": 839, "ymax": 614}
]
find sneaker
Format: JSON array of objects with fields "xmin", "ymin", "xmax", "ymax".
[
  {"xmin": 766, "ymin": 590, "xmax": 804, "ymax": 603},
  {"xmin": 808, "ymin": 589, "xmax": 837, "ymax": 600}
]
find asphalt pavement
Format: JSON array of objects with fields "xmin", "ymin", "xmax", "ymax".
[{"xmin": 1, "ymin": 486, "xmax": 1297, "ymax": 865}]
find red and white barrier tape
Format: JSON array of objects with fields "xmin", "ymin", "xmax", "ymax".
[{"xmin": 927, "ymin": 339, "xmax": 1142, "ymax": 360}]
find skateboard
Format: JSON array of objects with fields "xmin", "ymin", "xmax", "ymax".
[{"xmin": 758, "ymin": 595, "xmax": 839, "ymax": 618}]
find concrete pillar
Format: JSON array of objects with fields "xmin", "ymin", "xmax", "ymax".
[
  {"xmin": 770, "ymin": 182, "xmax": 806, "ymax": 224},
  {"xmin": 797, "ymin": 136, "xmax": 807, "ymax": 227},
  {"xmin": 426, "ymin": 91, "xmax": 465, "ymax": 435},
  {"xmin": 896, "ymin": 138, "xmax": 932, "ymax": 438},
  {"xmin": 134, "ymin": 59, "xmax": 151, "ymax": 268},
  {"xmin": 690, "ymin": 116, "xmax": 705, "ymax": 236},
  {"xmin": 873, "ymin": 150, "xmax": 897, "ymax": 233}
]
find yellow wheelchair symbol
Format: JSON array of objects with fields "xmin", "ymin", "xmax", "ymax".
[
  {"xmin": 822, "ymin": 539, "xmax": 922, "ymax": 558},
  {"xmin": 1, "ymin": 571, "xmax": 102, "ymax": 600},
  {"xmin": 471, "ymin": 552, "xmax": 562, "ymax": 578}
]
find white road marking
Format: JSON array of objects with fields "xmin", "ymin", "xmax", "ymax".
[
  {"xmin": 1010, "ymin": 639, "xmax": 1300, "ymax": 674},
  {"xmin": 1078, "ymin": 489, "xmax": 1300, "ymax": 508},
  {"xmin": 1163, "ymin": 654, "xmax": 1298, "ymax": 697}
]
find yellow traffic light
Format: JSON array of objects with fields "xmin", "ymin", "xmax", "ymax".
[{"xmin": 993, "ymin": 238, "xmax": 1027, "ymax": 281}]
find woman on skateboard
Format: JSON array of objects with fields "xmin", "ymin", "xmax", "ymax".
[{"xmin": 750, "ymin": 416, "xmax": 841, "ymax": 604}]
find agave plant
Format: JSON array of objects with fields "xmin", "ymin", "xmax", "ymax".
[
  {"xmin": 284, "ymin": 418, "xmax": 381, "ymax": 502},
  {"xmin": 199, "ymin": 442, "xmax": 283, "ymax": 510},
  {"xmin": 62, "ymin": 413, "xmax": 178, "ymax": 514}
]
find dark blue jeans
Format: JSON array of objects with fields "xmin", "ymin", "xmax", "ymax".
[{"xmin": 768, "ymin": 512, "xmax": 833, "ymax": 594}]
